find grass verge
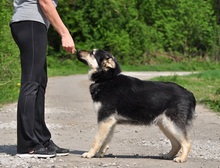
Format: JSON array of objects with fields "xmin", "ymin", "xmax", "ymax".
[{"xmin": 152, "ymin": 70, "xmax": 220, "ymax": 113}]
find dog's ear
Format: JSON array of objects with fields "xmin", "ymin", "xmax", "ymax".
[{"xmin": 103, "ymin": 58, "xmax": 116, "ymax": 69}]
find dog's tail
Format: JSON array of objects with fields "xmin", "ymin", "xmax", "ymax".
[{"xmin": 186, "ymin": 91, "xmax": 196, "ymax": 125}]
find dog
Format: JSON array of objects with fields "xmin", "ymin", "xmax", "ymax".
[{"xmin": 76, "ymin": 49, "xmax": 196, "ymax": 163}]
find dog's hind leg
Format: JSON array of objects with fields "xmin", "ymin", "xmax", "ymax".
[
  {"xmin": 82, "ymin": 116, "xmax": 117, "ymax": 158},
  {"xmin": 96, "ymin": 124, "xmax": 116, "ymax": 158},
  {"xmin": 157, "ymin": 115, "xmax": 191, "ymax": 163},
  {"xmin": 158, "ymin": 122, "xmax": 181, "ymax": 160}
]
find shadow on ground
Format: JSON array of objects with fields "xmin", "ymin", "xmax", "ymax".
[{"xmin": 0, "ymin": 145, "xmax": 16, "ymax": 155}]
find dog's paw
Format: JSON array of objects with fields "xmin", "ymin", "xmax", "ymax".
[
  {"xmin": 173, "ymin": 157, "xmax": 186, "ymax": 163},
  {"xmin": 96, "ymin": 145, "xmax": 109, "ymax": 158},
  {"xmin": 81, "ymin": 152, "xmax": 94, "ymax": 158}
]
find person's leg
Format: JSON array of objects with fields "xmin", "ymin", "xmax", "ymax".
[
  {"xmin": 31, "ymin": 23, "xmax": 51, "ymax": 145},
  {"xmin": 34, "ymin": 60, "xmax": 51, "ymax": 144},
  {"xmin": 10, "ymin": 21, "xmax": 51, "ymax": 154}
]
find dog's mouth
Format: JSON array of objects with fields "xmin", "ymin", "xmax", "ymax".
[{"xmin": 76, "ymin": 50, "xmax": 89, "ymax": 65}]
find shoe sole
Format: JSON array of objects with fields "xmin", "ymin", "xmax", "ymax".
[
  {"xmin": 56, "ymin": 152, "xmax": 69, "ymax": 156},
  {"xmin": 16, "ymin": 153, "xmax": 56, "ymax": 158}
]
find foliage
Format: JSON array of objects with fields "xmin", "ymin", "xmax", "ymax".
[
  {"xmin": 48, "ymin": 0, "xmax": 220, "ymax": 64},
  {"xmin": 47, "ymin": 56, "xmax": 87, "ymax": 76},
  {"xmin": 1, "ymin": 0, "xmax": 220, "ymax": 106},
  {"xmin": 0, "ymin": 0, "xmax": 20, "ymax": 104}
]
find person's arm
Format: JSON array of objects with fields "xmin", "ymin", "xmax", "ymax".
[{"xmin": 39, "ymin": 0, "xmax": 76, "ymax": 54}]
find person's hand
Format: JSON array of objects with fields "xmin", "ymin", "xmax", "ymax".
[{"xmin": 61, "ymin": 33, "xmax": 76, "ymax": 54}]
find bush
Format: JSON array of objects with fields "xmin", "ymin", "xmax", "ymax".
[
  {"xmin": 0, "ymin": 0, "xmax": 20, "ymax": 104},
  {"xmin": 48, "ymin": 0, "xmax": 219, "ymax": 64}
]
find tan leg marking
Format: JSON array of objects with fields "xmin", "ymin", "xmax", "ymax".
[
  {"xmin": 96, "ymin": 124, "xmax": 116, "ymax": 157},
  {"xmin": 82, "ymin": 116, "xmax": 117, "ymax": 158},
  {"xmin": 158, "ymin": 123, "xmax": 181, "ymax": 159},
  {"xmin": 157, "ymin": 114, "xmax": 191, "ymax": 163}
]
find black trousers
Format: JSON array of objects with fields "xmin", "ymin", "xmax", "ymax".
[{"xmin": 10, "ymin": 21, "xmax": 51, "ymax": 153}]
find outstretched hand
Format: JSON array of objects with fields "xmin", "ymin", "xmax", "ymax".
[{"xmin": 61, "ymin": 33, "xmax": 76, "ymax": 54}]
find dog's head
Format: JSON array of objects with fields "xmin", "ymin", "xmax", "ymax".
[{"xmin": 77, "ymin": 49, "xmax": 121, "ymax": 82}]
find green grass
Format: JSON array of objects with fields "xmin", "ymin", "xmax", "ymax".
[
  {"xmin": 0, "ymin": 79, "xmax": 20, "ymax": 106},
  {"xmin": 122, "ymin": 59, "xmax": 220, "ymax": 71},
  {"xmin": 47, "ymin": 56, "xmax": 88, "ymax": 76},
  {"xmin": 152, "ymin": 70, "xmax": 220, "ymax": 113}
]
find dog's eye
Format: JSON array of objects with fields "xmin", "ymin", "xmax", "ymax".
[
  {"xmin": 90, "ymin": 51, "xmax": 96, "ymax": 56},
  {"xmin": 90, "ymin": 49, "xmax": 98, "ymax": 56}
]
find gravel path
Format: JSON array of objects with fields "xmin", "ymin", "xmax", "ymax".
[{"xmin": 0, "ymin": 72, "xmax": 220, "ymax": 168}]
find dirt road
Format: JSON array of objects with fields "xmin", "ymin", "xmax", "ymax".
[{"xmin": 0, "ymin": 72, "xmax": 220, "ymax": 168}]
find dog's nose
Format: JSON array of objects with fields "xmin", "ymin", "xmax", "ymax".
[
  {"xmin": 76, "ymin": 49, "xmax": 80, "ymax": 54},
  {"xmin": 76, "ymin": 49, "xmax": 81, "ymax": 57}
]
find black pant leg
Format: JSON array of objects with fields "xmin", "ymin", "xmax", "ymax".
[
  {"xmin": 34, "ymin": 57, "xmax": 51, "ymax": 144},
  {"xmin": 10, "ymin": 21, "xmax": 51, "ymax": 153}
]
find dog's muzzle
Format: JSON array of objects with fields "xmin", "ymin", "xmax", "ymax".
[{"xmin": 76, "ymin": 49, "xmax": 88, "ymax": 65}]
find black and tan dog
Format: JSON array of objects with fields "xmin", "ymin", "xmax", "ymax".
[{"xmin": 76, "ymin": 49, "xmax": 196, "ymax": 163}]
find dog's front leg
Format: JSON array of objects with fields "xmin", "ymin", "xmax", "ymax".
[
  {"xmin": 82, "ymin": 116, "xmax": 117, "ymax": 158},
  {"xmin": 96, "ymin": 124, "xmax": 116, "ymax": 158}
]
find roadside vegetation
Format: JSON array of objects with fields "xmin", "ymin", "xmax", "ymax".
[
  {"xmin": 153, "ymin": 70, "xmax": 220, "ymax": 113},
  {"xmin": 1, "ymin": 0, "xmax": 220, "ymax": 113}
]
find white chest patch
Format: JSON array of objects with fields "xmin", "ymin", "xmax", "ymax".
[{"xmin": 93, "ymin": 101, "xmax": 102, "ymax": 113}]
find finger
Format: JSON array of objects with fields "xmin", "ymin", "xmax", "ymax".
[
  {"xmin": 64, "ymin": 46, "xmax": 75, "ymax": 54},
  {"xmin": 71, "ymin": 47, "xmax": 76, "ymax": 54}
]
